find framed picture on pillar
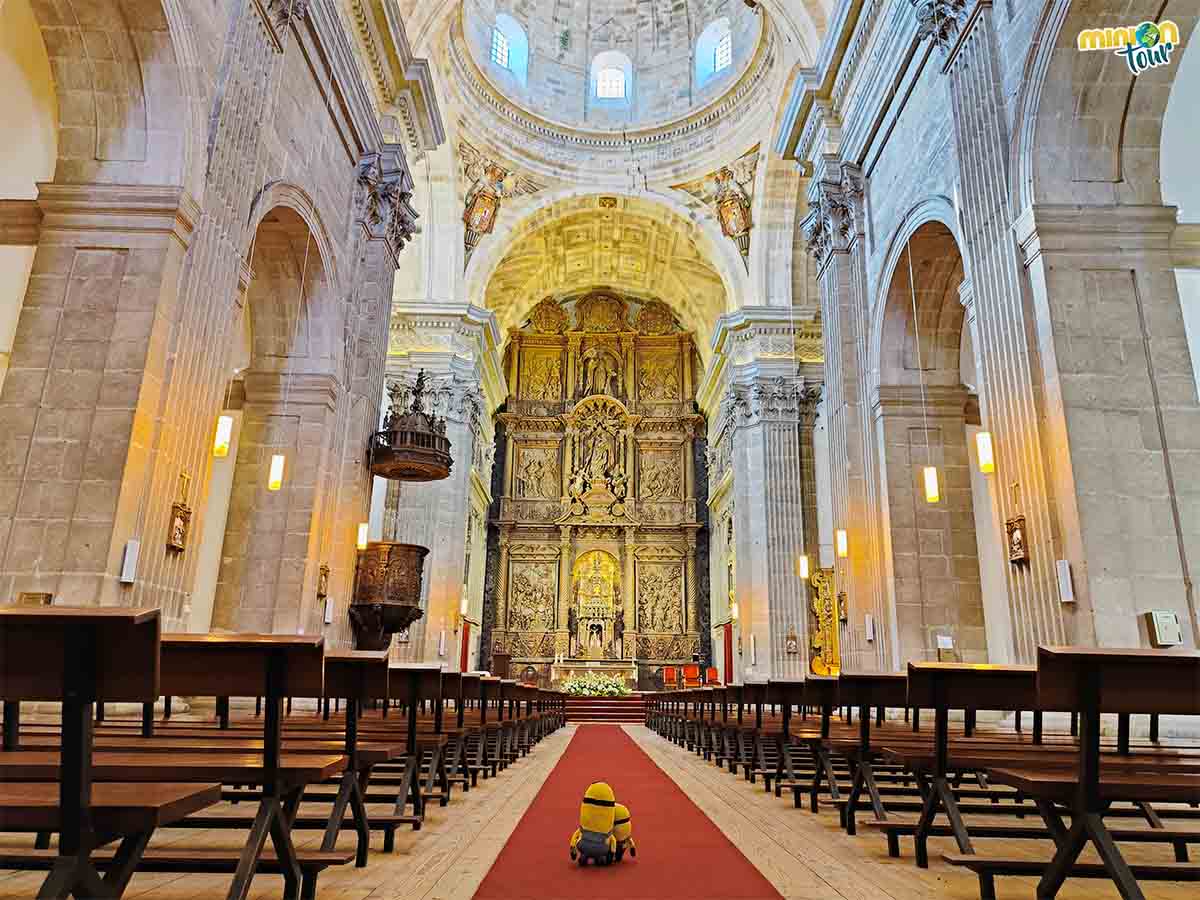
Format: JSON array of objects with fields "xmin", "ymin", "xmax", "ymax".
[
  {"xmin": 1005, "ymin": 515, "xmax": 1029, "ymax": 564},
  {"xmin": 784, "ymin": 627, "xmax": 799, "ymax": 655},
  {"xmin": 167, "ymin": 473, "xmax": 191, "ymax": 553}
]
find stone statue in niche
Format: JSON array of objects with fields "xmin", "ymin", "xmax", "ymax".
[{"xmin": 581, "ymin": 347, "xmax": 622, "ymax": 397}]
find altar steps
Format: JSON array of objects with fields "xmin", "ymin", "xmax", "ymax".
[{"xmin": 565, "ymin": 695, "xmax": 647, "ymax": 724}]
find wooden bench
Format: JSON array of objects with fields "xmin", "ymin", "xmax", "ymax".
[
  {"xmin": 946, "ymin": 646, "xmax": 1200, "ymax": 899},
  {"xmin": 0, "ymin": 607, "xmax": 224, "ymax": 899}
]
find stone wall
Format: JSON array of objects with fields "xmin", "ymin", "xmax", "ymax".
[{"xmin": 0, "ymin": 1, "xmax": 433, "ymax": 640}]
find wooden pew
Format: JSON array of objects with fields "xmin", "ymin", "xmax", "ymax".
[
  {"xmin": 155, "ymin": 633, "xmax": 349, "ymax": 898},
  {"xmin": 946, "ymin": 647, "xmax": 1200, "ymax": 899},
  {"xmin": 0, "ymin": 607, "xmax": 222, "ymax": 899}
]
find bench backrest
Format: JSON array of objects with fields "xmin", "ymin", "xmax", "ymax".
[
  {"xmin": 838, "ymin": 672, "xmax": 908, "ymax": 709},
  {"xmin": 907, "ymin": 662, "xmax": 1037, "ymax": 712},
  {"xmin": 161, "ymin": 634, "xmax": 324, "ymax": 698},
  {"xmin": 1037, "ymin": 646, "xmax": 1200, "ymax": 715},
  {"xmin": 388, "ymin": 665, "xmax": 444, "ymax": 705},
  {"xmin": 324, "ymin": 649, "xmax": 390, "ymax": 701},
  {"xmin": 0, "ymin": 607, "xmax": 160, "ymax": 702}
]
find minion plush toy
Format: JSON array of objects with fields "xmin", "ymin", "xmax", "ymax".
[
  {"xmin": 613, "ymin": 803, "xmax": 637, "ymax": 861},
  {"xmin": 569, "ymin": 782, "xmax": 618, "ymax": 865}
]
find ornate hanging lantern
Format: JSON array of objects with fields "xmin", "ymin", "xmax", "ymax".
[{"xmin": 369, "ymin": 370, "xmax": 453, "ymax": 481}]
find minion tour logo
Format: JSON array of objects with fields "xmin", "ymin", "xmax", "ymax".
[{"xmin": 1077, "ymin": 20, "xmax": 1181, "ymax": 75}]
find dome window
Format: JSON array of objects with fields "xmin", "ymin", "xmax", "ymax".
[
  {"xmin": 490, "ymin": 29, "xmax": 510, "ymax": 68},
  {"xmin": 696, "ymin": 18, "xmax": 733, "ymax": 87},
  {"xmin": 591, "ymin": 51, "xmax": 632, "ymax": 102},
  {"xmin": 597, "ymin": 67, "xmax": 626, "ymax": 99},
  {"xmin": 490, "ymin": 14, "xmax": 529, "ymax": 85}
]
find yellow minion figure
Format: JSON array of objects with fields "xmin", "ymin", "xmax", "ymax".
[
  {"xmin": 569, "ymin": 782, "xmax": 618, "ymax": 866},
  {"xmin": 613, "ymin": 803, "xmax": 637, "ymax": 861}
]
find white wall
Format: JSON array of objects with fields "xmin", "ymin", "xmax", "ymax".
[
  {"xmin": 1164, "ymin": 37, "xmax": 1200, "ymax": 402},
  {"xmin": 0, "ymin": 0, "xmax": 57, "ymax": 389}
]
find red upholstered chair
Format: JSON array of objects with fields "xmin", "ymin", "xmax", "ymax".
[
  {"xmin": 663, "ymin": 666, "xmax": 678, "ymax": 688},
  {"xmin": 682, "ymin": 663, "xmax": 702, "ymax": 687},
  {"xmin": 705, "ymin": 666, "xmax": 720, "ymax": 685}
]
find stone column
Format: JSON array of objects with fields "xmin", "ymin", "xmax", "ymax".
[
  {"xmin": 557, "ymin": 526, "xmax": 572, "ymax": 655},
  {"xmin": 384, "ymin": 369, "xmax": 480, "ymax": 663},
  {"xmin": 727, "ymin": 372, "xmax": 810, "ymax": 680},
  {"xmin": 1017, "ymin": 204, "xmax": 1200, "ymax": 648},
  {"xmin": 916, "ymin": 1, "xmax": 1066, "ymax": 659},
  {"xmin": 380, "ymin": 303, "xmax": 506, "ymax": 661},
  {"xmin": 803, "ymin": 162, "xmax": 892, "ymax": 671},
  {"xmin": 685, "ymin": 534, "xmax": 699, "ymax": 637},
  {"xmin": 623, "ymin": 527, "xmax": 636, "ymax": 658},
  {"xmin": 0, "ymin": 184, "xmax": 198, "ymax": 613},
  {"xmin": 566, "ymin": 335, "xmax": 581, "ymax": 401},
  {"xmin": 494, "ymin": 528, "xmax": 511, "ymax": 650}
]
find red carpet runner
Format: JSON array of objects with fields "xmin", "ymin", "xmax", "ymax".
[{"xmin": 473, "ymin": 725, "xmax": 783, "ymax": 900}]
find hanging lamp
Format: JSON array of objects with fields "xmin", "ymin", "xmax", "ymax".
[
  {"xmin": 905, "ymin": 242, "xmax": 939, "ymax": 504},
  {"xmin": 976, "ymin": 431, "xmax": 995, "ymax": 474}
]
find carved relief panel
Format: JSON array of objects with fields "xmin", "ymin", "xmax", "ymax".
[
  {"xmin": 506, "ymin": 557, "xmax": 558, "ymax": 631},
  {"xmin": 636, "ymin": 560, "xmax": 685, "ymax": 634},
  {"xmin": 639, "ymin": 448, "xmax": 684, "ymax": 501},
  {"xmin": 638, "ymin": 349, "xmax": 681, "ymax": 402},
  {"xmin": 521, "ymin": 348, "xmax": 563, "ymax": 401},
  {"xmin": 514, "ymin": 444, "xmax": 561, "ymax": 500}
]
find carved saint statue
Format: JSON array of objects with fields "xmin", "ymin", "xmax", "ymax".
[
  {"xmin": 567, "ymin": 605, "xmax": 578, "ymax": 657},
  {"xmin": 588, "ymin": 444, "xmax": 611, "ymax": 485},
  {"xmin": 614, "ymin": 608, "xmax": 625, "ymax": 657}
]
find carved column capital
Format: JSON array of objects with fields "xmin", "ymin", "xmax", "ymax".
[
  {"xmin": 729, "ymin": 375, "xmax": 810, "ymax": 428},
  {"xmin": 802, "ymin": 163, "xmax": 866, "ymax": 267},
  {"xmin": 910, "ymin": 0, "xmax": 970, "ymax": 54},
  {"xmin": 267, "ymin": 0, "xmax": 310, "ymax": 31}
]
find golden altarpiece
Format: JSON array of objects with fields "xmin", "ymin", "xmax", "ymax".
[{"xmin": 489, "ymin": 293, "xmax": 704, "ymax": 685}]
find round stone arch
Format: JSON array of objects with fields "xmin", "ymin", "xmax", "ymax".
[
  {"xmin": 246, "ymin": 181, "xmax": 344, "ymax": 301},
  {"xmin": 463, "ymin": 186, "xmax": 750, "ymax": 322},
  {"xmin": 1012, "ymin": 0, "xmax": 1200, "ymax": 211},
  {"xmin": 26, "ymin": 0, "xmax": 203, "ymax": 196},
  {"xmin": 867, "ymin": 196, "xmax": 966, "ymax": 395}
]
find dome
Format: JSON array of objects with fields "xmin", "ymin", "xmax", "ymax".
[{"xmin": 462, "ymin": 0, "xmax": 762, "ymax": 133}]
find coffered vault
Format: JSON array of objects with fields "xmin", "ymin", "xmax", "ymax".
[{"xmin": 478, "ymin": 195, "xmax": 731, "ymax": 360}]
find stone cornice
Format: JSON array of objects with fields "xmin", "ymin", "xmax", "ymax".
[
  {"xmin": 873, "ymin": 383, "xmax": 970, "ymax": 416},
  {"xmin": 388, "ymin": 302, "xmax": 507, "ymax": 411},
  {"xmin": 774, "ymin": 0, "xmax": 866, "ymax": 167},
  {"xmin": 0, "ymin": 200, "xmax": 42, "ymax": 246},
  {"xmin": 300, "ymin": 0, "xmax": 389, "ymax": 160},
  {"xmin": 243, "ymin": 371, "xmax": 340, "ymax": 409},
  {"xmin": 698, "ymin": 306, "xmax": 817, "ymax": 420},
  {"xmin": 34, "ymin": 184, "xmax": 200, "ymax": 249},
  {"xmin": 1172, "ymin": 223, "xmax": 1200, "ymax": 270},
  {"xmin": 1015, "ymin": 204, "xmax": 1179, "ymax": 265},
  {"xmin": 369, "ymin": 0, "xmax": 446, "ymax": 152}
]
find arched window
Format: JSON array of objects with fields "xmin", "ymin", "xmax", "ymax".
[
  {"xmin": 591, "ymin": 51, "xmax": 632, "ymax": 102},
  {"xmin": 491, "ymin": 14, "xmax": 529, "ymax": 86},
  {"xmin": 696, "ymin": 18, "xmax": 733, "ymax": 87},
  {"xmin": 597, "ymin": 67, "xmax": 626, "ymax": 99}
]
